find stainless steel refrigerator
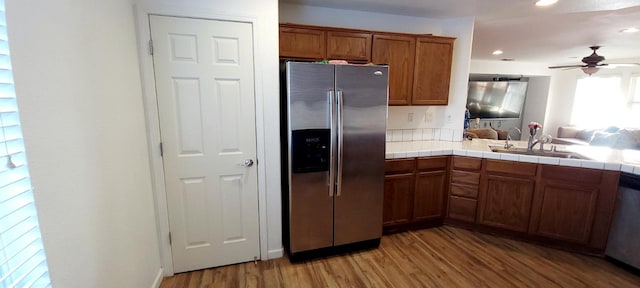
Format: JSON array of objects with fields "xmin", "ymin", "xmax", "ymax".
[{"xmin": 280, "ymin": 61, "xmax": 389, "ymax": 258}]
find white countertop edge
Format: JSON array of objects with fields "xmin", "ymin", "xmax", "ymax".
[{"xmin": 385, "ymin": 140, "xmax": 640, "ymax": 176}]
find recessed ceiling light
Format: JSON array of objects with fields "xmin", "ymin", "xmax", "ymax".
[
  {"xmin": 620, "ymin": 27, "xmax": 639, "ymax": 33},
  {"xmin": 492, "ymin": 50, "xmax": 504, "ymax": 55},
  {"xmin": 501, "ymin": 59, "xmax": 515, "ymax": 62},
  {"xmin": 535, "ymin": 0, "xmax": 558, "ymax": 7}
]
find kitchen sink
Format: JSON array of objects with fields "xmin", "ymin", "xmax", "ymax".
[{"xmin": 489, "ymin": 145, "xmax": 590, "ymax": 160}]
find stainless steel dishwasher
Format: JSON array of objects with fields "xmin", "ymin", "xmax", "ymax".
[{"xmin": 606, "ymin": 172, "xmax": 640, "ymax": 270}]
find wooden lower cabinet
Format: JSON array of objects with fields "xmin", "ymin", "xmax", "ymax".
[
  {"xmin": 448, "ymin": 196, "xmax": 477, "ymax": 223},
  {"xmin": 383, "ymin": 173, "xmax": 414, "ymax": 226},
  {"xmin": 386, "ymin": 156, "xmax": 620, "ymax": 255},
  {"xmin": 384, "ymin": 157, "xmax": 448, "ymax": 232},
  {"xmin": 477, "ymin": 175, "xmax": 535, "ymax": 232},
  {"xmin": 447, "ymin": 156, "xmax": 481, "ymax": 224},
  {"xmin": 414, "ymin": 170, "xmax": 447, "ymax": 221},
  {"xmin": 529, "ymin": 180, "xmax": 597, "ymax": 243},
  {"xmin": 529, "ymin": 165, "xmax": 620, "ymax": 250}
]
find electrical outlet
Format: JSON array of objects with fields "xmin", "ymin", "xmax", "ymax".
[
  {"xmin": 447, "ymin": 114, "xmax": 452, "ymax": 123},
  {"xmin": 408, "ymin": 113, "xmax": 414, "ymax": 122},
  {"xmin": 425, "ymin": 111, "xmax": 433, "ymax": 123}
]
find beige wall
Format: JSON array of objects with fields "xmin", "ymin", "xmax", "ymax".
[{"xmin": 7, "ymin": 0, "xmax": 162, "ymax": 287}]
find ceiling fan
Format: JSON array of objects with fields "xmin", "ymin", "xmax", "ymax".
[{"xmin": 548, "ymin": 46, "xmax": 640, "ymax": 75}]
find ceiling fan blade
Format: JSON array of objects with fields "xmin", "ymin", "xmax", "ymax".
[
  {"xmin": 602, "ymin": 63, "xmax": 640, "ymax": 68},
  {"xmin": 548, "ymin": 64, "xmax": 585, "ymax": 69}
]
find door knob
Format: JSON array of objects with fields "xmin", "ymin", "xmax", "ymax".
[{"xmin": 243, "ymin": 159, "xmax": 254, "ymax": 167}]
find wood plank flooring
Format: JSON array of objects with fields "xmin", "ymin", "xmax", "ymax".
[{"xmin": 160, "ymin": 226, "xmax": 640, "ymax": 287}]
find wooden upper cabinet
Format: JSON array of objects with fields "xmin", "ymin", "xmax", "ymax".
[
  {"xmin": 279, "ymin": 27, "xmax": 326, "ymax": 59},
  {"xmin": 327, "ymin": 31, "xmax": 372, "ymax": 62},
  {"xmin": 372, "ymin": 34, "xmax": 416, "ymax": 105},
  {"xmin": 278, "ymin": 24, "xmax": 457, "ymax": 106},
  {"xmin": 413, "ymin": 36, "xmax": 455, "ymax": 105}
]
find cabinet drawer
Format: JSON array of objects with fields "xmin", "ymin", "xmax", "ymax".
[
  {"xmin": 417, "ymin": 156, "xmax": 448, "ymax": 171},
  {"xmin": 486, "ymin": 159, "xmax": 537, "ymax": 177},
  {"xmin": 540, "ymin": 165, "xmax": 603, "ymax": 184},
  {"xmin": 452, "ymin": 156, "xmax": 482, "ymax": 171},
  {"xmin": 385, "ymin": 159, "xmax": 415, "ymax": 174},
  {"xmin": 451, "ymin": 170, "xmax": 480, "ymax": 185},
  {"xmin": 448, "ymin": 196, "xmax": 477, "ymax": 223},
  {"xmin": 450, "ymin": 183, "xmax": 478, "ymax": 198}
]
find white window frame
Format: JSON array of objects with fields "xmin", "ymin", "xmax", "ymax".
[{"xmin": 570, "ymin": 73, "xmax": 626, "ymax": 128}]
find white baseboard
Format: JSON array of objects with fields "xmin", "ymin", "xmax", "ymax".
[
  {"xmin": 151, "ymin": 268, "xmax": 164, "ymax": 288},
  {"xmin": 267, "ymin": 248, "xmax": 284, "ymax": 259}
]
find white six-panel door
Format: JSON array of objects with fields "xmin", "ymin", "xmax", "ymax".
[{"xmin": 150, "ymin": 15, "xmax": 259, "ymax": 273}]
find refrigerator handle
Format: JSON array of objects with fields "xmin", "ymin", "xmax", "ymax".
[
  {"xmin": 328, "ymin": 91, "xmax": 335, "ymax": 198},
  {"xmin": 336, "ymin": 90, "xmax": 344, "ymax": 197}
]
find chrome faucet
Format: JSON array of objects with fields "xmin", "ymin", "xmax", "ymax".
[
  {"xmin": 504, "ymin": 127, "xmax": 521, "ymax": 149},
  {"xmin": 538, "ymin": 135, "xmax": 553, "ymax": 151},
  {"xmin": 528, "ymin": 134, "xmax": 552, "ymax": 151}
]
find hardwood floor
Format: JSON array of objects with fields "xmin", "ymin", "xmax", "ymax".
[{"xmin": 160, "ymin": 226, "xmax": 640, "ymax": 287}]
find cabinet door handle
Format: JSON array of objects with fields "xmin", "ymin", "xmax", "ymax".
[
  {"xmin": 328, "ymin": 90, "xmax": 335, "ymax": 198},
  {"xmin": 336, "ymin": 90, "xmax": 343, "ymax": 197}
]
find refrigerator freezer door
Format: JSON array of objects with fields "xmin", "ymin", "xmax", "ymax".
[
  {"xmin": 333, "ymin": 65, "xmax": 388, "ymax": 246},
  {"xmin": 286, "ymin": 62, "xmax": 335, "ymax": 253}
]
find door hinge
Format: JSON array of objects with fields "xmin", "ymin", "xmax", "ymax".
[
  {"xmin": 169, "ymin": 232, "xmax": 172, "ymax": 245},
  {"xmin": 159, "ymin": 142, "xmax": 163, "ymax": 157},
  {"xmin": 148, "ymin": 39, "xmax": 154, "ymax": 55}
]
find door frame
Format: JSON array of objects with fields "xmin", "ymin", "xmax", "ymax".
[{"xmin": 132, "ymin": 5, "xmax": 271, "ymax": 276}]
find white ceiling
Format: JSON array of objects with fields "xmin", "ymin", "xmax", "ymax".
[{"xmin": 280, "ymin": 0, "xmax": 640, "ymax": 65}]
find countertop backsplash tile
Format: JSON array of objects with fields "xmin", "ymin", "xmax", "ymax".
[{"xmin": 386, "ymin": 128, "xmax": 464, "ymax": 142}]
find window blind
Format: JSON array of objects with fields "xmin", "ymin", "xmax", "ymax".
[{"xmin": 0, "ymin": 1, "xmax": 52, "ymax": 287}]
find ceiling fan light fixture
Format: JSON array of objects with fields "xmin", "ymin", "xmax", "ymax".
[
  {"xmin": 535, "ymin": 0, "xmax": 558, "ymax": 7},
  {"xmin": 581, "ymin": 66, "xmax": 599, "ymax": 76}
]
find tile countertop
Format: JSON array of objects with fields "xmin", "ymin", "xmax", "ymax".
[{"xmin": 385, "ymin": 139, "xmax": 640, "ymax": 176}]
